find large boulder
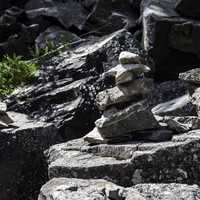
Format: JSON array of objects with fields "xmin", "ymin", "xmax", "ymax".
[
  {"xmin": 141, "ymin": 0, "xmax": 200, "ymax": 80},
  {"xmin": 38, "ymin": 178, "xmax": 200, "ymax": 200},
  {"xmin": 45, "ymin": 129, "xmax": 200, "ymax": 186},
  {"xmin": 6, "ymin": 29, "xmax": 144, "ymax": 141},
  {"xmin": 0, "ymin": 111, "xmax": 58, "ymax": 200}
]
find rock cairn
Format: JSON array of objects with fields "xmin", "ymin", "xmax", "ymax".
[{"xmin": 84, "ymin": 51, "xmax": 160, "ymax": 144}]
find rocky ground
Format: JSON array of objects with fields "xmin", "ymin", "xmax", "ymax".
[{"xmin": 1, "ymin": 0, "xmax": 200, "ymax": 200}]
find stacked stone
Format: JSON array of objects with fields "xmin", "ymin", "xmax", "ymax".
[{"xmin": 84, "ymin": 51, "xmax": 159, "ymax": 144}]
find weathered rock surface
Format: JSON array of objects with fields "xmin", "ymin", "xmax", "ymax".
[
  {"xmin": 46, "ymin": 129, "xmax": 200, "ymax": 186},
  {"xmin": 179, "ymin": 68, "xmax": 200, "ymax": 84},
  {"xmin": 164, "ymin": 116, "xmax": 200, "ymax": 133},
  {"xmin": 96, "ymin": 79, "xmax": 150, "ymax": 110},
  {"xmin": 0, "ymin": 111, "xmax": 58, "ymax": 200},
  {"xmin": 142, "ymin": 0, "xmax": 200, "ymax": 80},
  {"xmin": 95, "ymin": 100, "xmax": 159, "ymax": 138},
  {"xmin": 152, "ymin": 94, "xmax": 195, "ymax": 116},
  {"xmin": 7, "ymin": 29, "xmax": 144, "ymax": 141},
  {"xmin": 38, "ymin": 178, "xmax": 200, "ymax": 200},
  {"xmin": 119, "ymin": 51, "xmax": 143, "ymax": 64}
]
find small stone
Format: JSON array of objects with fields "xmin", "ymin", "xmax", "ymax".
[
  {"xmin": 95, "ymin": 100, "xmax": 159, "ymax": 138},
  {"xmin": 104, "ymin": 64, "xmax": 151, "ymax": 85},
  {"xmin": 96, "ymin": 79, "xmax": 150, "ymax": 110},
  {"xmin": 84, "ymin": 128, "xmax": 108, "ymax": 144},
  {"xmin": 119, "ymin": 51, "xmax": 143, "ymax": 65}
]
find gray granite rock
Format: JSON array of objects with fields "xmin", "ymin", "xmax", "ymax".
[
  {"xmin": 164, "ymin": 116, "xmax": 200, "ymax": 133},
  {"xmin": 179, "ymin": 68, "xmax": 200, "ymax": 84},
  {"xmin": 96, "ymin": 79, "xmax": 150, "ymax": 110},
  {"xmin": 119, "ymin": 51, "xmax": 143, "ymax": 65},
  {"xmin": 95, "ymin": 100, "xmax": 159, "ymax": 138},
  {"xmin": 104, "ymin": 64, "xmax": 151, "ymax": 85},
  {"xmin": 46, "ymin": 129, "xmax": 200, "ymax": 186},
  {"xmin": 0, "ymin": 112, "xmax": 58, "ymax": 200},
  {"xmin": 38, "ymin": 178, "xmax": 144, "ymax": 200},
  {"xmin": 38, "ymin": 178, "xmax": 200, "ymax": 200},
  {"xmin": 7, "ymin": 29, "xmax": 143, "ymax": 141}
]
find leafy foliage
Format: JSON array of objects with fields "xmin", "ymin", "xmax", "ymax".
[{"xmin": 0, "ymin": 55, "xmax": 38, "ymax": 96}]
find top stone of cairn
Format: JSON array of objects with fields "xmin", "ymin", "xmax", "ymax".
[{"xmin": 119, "ymin": 51, "xmax": 143, "ymax": 65}]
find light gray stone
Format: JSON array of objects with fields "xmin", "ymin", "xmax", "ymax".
[
  {"xmin": 119, "ymin": 51, "xmax": 143, "ymax": 65},
  {"xmin": 96, "ymin": 79, "xmax": 150, "ymax": 110},
  {"xmin": 179, "ymin": 68, "xmax": 200, "ymax": 84},
  {"xmin": 95, "ymin": 100, "xmax": 159, "ymax": 138},
  {"xmin": 38, "ymin": 178, "xmax": 145, "ymax": 200},
  {"xmin": 104, "ymin": 64, "xmax": 151, "ymax": 85}
]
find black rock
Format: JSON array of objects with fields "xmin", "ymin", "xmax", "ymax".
[{"xmin": 176, "ymin": 0, "xmax": 200, "ymax": 19}]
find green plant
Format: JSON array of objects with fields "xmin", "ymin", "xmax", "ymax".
[
  {"xmin": 0, "ymin": 54, "xmax": 38, "ymax": 96},
  {"xmin": 32, "ymin": 40, "xmax": 56, "ymax": 58}
]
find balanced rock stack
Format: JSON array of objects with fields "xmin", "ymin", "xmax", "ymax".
[{"xmin": 84, "ymin": 51, "xmax": 159, "ymax": 144}]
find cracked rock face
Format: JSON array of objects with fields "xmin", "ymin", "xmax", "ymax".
[
  {"xmin": 6, "ymin": 29, "xmax": 143, "ymax": 141},
  {"xmin": 38, "ymin": 178, "xmax": 200, "ymax": 200},
  {"xmin": 45, "ymin": 129, "xmax": 200, "ymax": 187}
]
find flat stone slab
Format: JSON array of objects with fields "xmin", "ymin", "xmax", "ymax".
[
  {"xmin": 95, "ymin": 100, "xmax": 159, "ymax": 138},
  {"xmin": 96, "ymin": 79, "xmax": 150, "ymax": 110},
  {"xmin": 119, "ymin": 51, "xmax": 143, "ymax": 65},
  {"xmin": 46, "ymin": 130, "xmax": 200, "ymax": 186},
  {"xmin": 38, "ymin": 178, "xmax": 200, "ymax": 200},
  {"xmin": 104, "ymin": 64, "xmax": 151, "ymax": 85}
]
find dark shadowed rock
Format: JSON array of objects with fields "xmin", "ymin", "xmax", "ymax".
[
  {"xmin": 0, "ymin": 111, "xmax": 58, "ymax": 200},
  {"xmin": 175, "ymin": 0, "xmax": 200, "ymax": 19},
  {"xmin": 164, "ymin": 116, "xmax": 200, "ymax": 133},
  {"xmin": 141, "ymin": 0, "xmax": 200, "ymax": 80},
  {"xmin": 85, "ymin": 0, "xmax": 140, "ymax": 36},
  {"xmin": 6, "ymin": 29, "xmax": 144, "ymax": 140},
  {"xmin": 25, "ymin": 0, "xmax": 90, "ymax": 30}
]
